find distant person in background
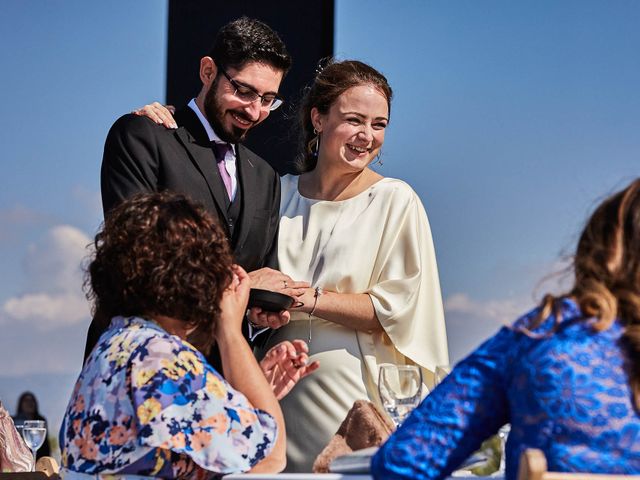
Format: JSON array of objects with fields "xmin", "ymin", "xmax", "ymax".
[
  {"xmin": 372, "ymin": 179, "xmax": 640, "ymax": 479},
  {"xmin": 12, "ymin": 392, "xmax": 50, "ymax": 459},
  {"xmin": 61, "ymin": 193, "xmax": 289, "ymax": 477}
]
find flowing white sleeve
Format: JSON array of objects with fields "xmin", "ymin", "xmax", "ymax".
[{"xmin": 365, "ymin": 183, "xmax": 449, "ymax": 376}]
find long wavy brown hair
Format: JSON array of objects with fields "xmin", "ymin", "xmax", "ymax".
[
  {"xmin": 85, "ymin": 192, "xmax": 233, "ymax": 353},
  {"xmin": 527, "ymin": 179, "xmax": 640, "ymax": 410}
]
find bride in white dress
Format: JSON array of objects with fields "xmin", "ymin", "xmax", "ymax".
[
  {"xmin": 132, "ymin": 59, "xmax": 450, "ymax": 472},
  {"xmin": 259, "ymin": 60, "xmax": 450, "ymax": 472}
]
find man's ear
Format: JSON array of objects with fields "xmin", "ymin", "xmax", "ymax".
[
  {"xmin": 199, "ymin": 56, "xmax": 217, "ymax": 86},
  {"xmin": 310, "ymin": 107, "xmax": 323, "ymax": 133}
]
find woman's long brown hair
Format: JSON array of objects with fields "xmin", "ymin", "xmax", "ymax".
[{"xmin": 526, "ymin": 179, "xmax": 640, "ymax": 410}]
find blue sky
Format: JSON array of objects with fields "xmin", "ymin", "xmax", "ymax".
[{"xmin": 1, "ymin": 1, "xmax": 639, "ymax": 434}]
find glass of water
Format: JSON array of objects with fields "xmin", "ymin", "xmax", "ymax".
[
  {"xmin": 21, "ymin": 420, "xmax": 46, "ymax": 471},
  {"xmin": 378, "ymin": 364, "xmax": 423, "ymax": 427},
  {"xmin": 496, "ymin": 424, "xmax": 511, "ymax": 474}
]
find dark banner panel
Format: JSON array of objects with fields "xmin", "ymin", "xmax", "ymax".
[{"xmin": 167, "ymin": 0, "xmax": 334, "ymax": 173}]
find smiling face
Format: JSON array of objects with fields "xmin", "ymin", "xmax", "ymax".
[
  {"xmin": 201, "ymin": 60, "xmax": 284, "ymax": 143},
  {"xmin": 311, "ymin": 85, "xmax": 389, "ymax": 172}
]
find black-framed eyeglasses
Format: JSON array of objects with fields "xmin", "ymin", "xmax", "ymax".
[{"xmin": 220, "ymin": 68, "xmax": 283, "ymax": 111}]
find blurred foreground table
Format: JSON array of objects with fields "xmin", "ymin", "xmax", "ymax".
[{"xmin": 223, "ymin": 474, "xmax": 500, "ymax": 479}]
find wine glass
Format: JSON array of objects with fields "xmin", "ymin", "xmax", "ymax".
[
  {"xmin": 378, "ymin": 364, "xmax": 423, "ymax": 426},
  {"xmin": 496, "ymin": 424, "xmax": 511, "ymax": 474},
  {"xmin": 21, "ymin": 420, "xmax": 46, "ymax": 471}
]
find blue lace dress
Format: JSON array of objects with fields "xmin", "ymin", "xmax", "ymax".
[{"xmin": 371, "ymin": 298, "xmax": 640, "ymax": 479}]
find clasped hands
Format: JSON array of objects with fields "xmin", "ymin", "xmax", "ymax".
[
  {"xmin": 247, "ymin": 268, "xmax": 320, "ymax": 399},
  {"xmin": 217, "ymin": 266, "xmax": 319, "ymax": 401},
  {"xmin": 247, "ymin": 267, "xmax": 309, "ymax": 329}
]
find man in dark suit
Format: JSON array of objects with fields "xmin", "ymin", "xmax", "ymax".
[{"xmin": 84, "ymin": 18, "xmax": 309, "ymax": 377}]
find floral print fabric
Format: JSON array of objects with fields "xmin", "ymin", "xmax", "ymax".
[
  {"xmin": 60, "ymin": 316, "xmax": 276, "ymax": 479},
  {"xmin": 371, "ymin": 298, "xmax": 640, "ymax": 479}
]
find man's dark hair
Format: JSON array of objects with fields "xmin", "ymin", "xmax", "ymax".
[{"xmin": 208, "ymin": 16, "xmax": 292, "ymax": 74}]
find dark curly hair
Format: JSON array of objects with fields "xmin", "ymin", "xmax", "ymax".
[
  {"xmin": 296, "ymin": 59, "xmax": 393, "ymax": 173},
  {"xmin": 208, "ymin": 16, "xmax": 292, "ymax": 74},
  {"xmin": 526, "ymin": 178, "xmax": 640, "ymax": 411},
  {"xmin": 85, "ymin": 192, "xmax": 233, "ymax": 352}
]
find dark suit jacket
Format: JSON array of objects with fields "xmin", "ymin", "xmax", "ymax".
[{"xmin": 84, "ymin": 107, "xmax": 281, "ymax": 372}]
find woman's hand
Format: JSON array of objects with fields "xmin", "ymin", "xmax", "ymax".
[
  {"xmin": 248, "ymin": 307, "xmax": 291, "ymax": 330},
  {"xmin": 291, "ymin": 287, "xmax": 316, "ymax": 314},
  {"xmin": 259, "ymin": 340, "xmax": 320, "ymax": 400},
  {"xmin": 217, "ymin": 265, "xmax": 251, "ymax": 338},
  {"xmin": 133, "ymin": 102, "xmax": 178, "ymax": 129}
]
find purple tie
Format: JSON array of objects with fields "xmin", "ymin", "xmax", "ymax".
[{"xmin": 212, "ymin": 142, "xmax": 232, "ymax": 200}]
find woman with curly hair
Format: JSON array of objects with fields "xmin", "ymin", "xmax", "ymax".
[
  {"xmin": 60, "ymin": 192, "xmax": 287, "ymax": 478},
  {"xmin": 372, "ymin": 179, "xmax": 640, "ymax": 479}
]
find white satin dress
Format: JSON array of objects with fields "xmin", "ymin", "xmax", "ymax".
[{"xmin": 259, "ymin": 174, "xmax": 449, "ymax": 472}]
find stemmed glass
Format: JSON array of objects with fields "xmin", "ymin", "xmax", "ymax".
[
  {"xmin": 496, "ymin": 424, "xmax": 511, "ymax": 474},
  {"xmin": 378, "ymin": 364, "xmax": 423, "ymax": 427},
  {"xmin": 21, "ymin": 420, "xmax": 46, "ymax": 471}
]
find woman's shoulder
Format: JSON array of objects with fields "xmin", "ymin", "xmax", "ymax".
[
  {"xmin": 98, "ymin": 316, "xmax": 204, "ymax": 367},
  {"xmin": 510, "ymin": 297, "xmax": 583, "ymax": 335},
  {"xmin": 370, "ymin": 177, "xmax": 421, "ymax": 203}
]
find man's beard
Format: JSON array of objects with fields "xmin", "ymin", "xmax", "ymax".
[{"xmin": 203, "ymin": 78, "xmax": 253, "ymax": 144}]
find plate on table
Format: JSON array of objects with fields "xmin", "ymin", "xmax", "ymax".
[{"xmin": 248, "ymin": 288, "xmax": 297, "ymax": 312}]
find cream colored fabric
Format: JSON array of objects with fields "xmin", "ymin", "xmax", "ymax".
[{"xmin": 260, "ymin": 174, "xmax": 449, "ymax": 472}]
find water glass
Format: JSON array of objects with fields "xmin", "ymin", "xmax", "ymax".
[
  {"xmin": 21, "ymin": 420, "xmax": 46, "ymax": 471},
  {"xmin": 496, "ymin": 424, "xmax": 511, "ymax": 474},
  {"xmin": 378, "ymin": 364, "xmax": 422, "ymax": 426}
]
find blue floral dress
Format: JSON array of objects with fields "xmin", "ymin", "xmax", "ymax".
[
  {"xmin": 60, "ymin": 316, "xmax": 277, "ymax": 479},
  {"xmin": 371, "ymin": 298, "xmax": 640, "ymax": 479}
]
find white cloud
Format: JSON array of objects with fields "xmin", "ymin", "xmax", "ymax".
[
  {"xmin": 1, "ymin": 225, "xmax": 92, "ymax": 330},
  {"xmin": 4, "ymin": 292, "xmax": 88, "ymax": 327},
  {"xmin": 445, "ymin": 293, "xmax": 528, "ymax": 325},
  {"xmin": 443, "ymin": 293, "xmax": 530, "ymax": 362}
]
